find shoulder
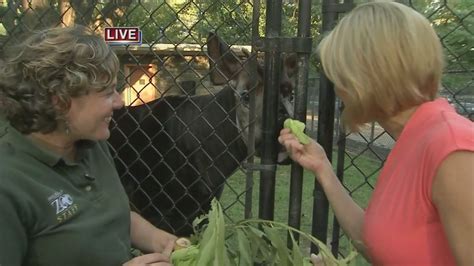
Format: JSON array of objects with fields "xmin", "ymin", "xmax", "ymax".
[
  {"xmin": 425, "ymin": 110, "xmax": 473, "ymax": 156},
  {"xmin": 409, "ymin": 107, "xmax": 473, "ymax": 189},
  {"xmin": 0, "ymin": 152, "xmax": 30, "ymax": 220},
  {"xmin": 0, "ymin": 142, "xmax": 26, "ymax": 184},
  {"xmin": 407, "ymin": 99, "xmax": 473, "ymax": 151}
]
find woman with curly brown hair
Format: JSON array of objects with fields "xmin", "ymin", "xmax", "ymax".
[
  {"xmin": 0, "ymin": 25, "xmax": 176, "ymax": 266},
  {"xmin": 280, "ymin": 1, "xmax": 474, "ymax": 265}
]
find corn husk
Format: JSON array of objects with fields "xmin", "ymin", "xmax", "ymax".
[{"xmin": 171, "ymin": 199, "xmax": 358, "ymax": 266}]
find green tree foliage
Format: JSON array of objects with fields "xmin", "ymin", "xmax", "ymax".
[
  {"xmin": 0, "ymin": 0, "xmax": 471, "ymax": 92},
  {"xmin": 0, "ymin": 0, "xmax": 133, "ymax": 54},
  {"xmin": 411, "ymin": 0, "xmax": 473, "ymax": 96},
  {"xmin": 115, "ymin": 0, "xmax": 254, "ymax": 45}
]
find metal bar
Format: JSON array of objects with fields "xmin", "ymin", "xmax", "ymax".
[
  {"xmin": 331, "ymin": 101, "xmax": 347, "ymax": 257},
  {"xmin": 311, "ymin": 0, "xmax": 339, "ymax": 252},
  {"xmin": 244, "ymin": 163, "xmax": 277, "ymax": 172},
  {"xmin": 259, "ymin": 0, "xmax": 283, "ymax": 221},
  {"xmin": 254, "ymin": 37, "xmax": 312, "ymax": 53},
  {"xmin": 287, "ymin": 0, "xmax": 312, "ymax": 244},
  {"xmin": 244, "ymin": 0, "xmax": 262, "ymax": 220}
]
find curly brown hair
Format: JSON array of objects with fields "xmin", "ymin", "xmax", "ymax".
[{"xmin": 0, "ymin": 25, "xmax": 119, "ymax": 134}]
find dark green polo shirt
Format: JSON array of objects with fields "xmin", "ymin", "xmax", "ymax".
[
  {"xmin": 0, "ymin": 115, "xmax": 6, "ymax": 127},
  {"xmin": 0, "ymin": 124, "xmax": 132, "ymax": 266}
]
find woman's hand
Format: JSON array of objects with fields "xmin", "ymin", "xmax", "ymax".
[
  {"xmin": 124, "ymin": 237, "xmax": 175, "ymax": 266},
  {"xmin": 130, "ymin": 212, "xmax": 178, "ymax": 256},
  {"xmin": 151, "ymin": 229, "xmax": 177, "ymax": 254},
  {"xmin": 123, "ymin": 252, "xmax": 172, "ymax": 266},
  {"xmin": 278, "ymin": 128, "xmax": 331, "ymax": 178}
]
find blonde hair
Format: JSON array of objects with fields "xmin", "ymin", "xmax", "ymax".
[
  {"xmin": 318, "ymin": 1, "xmax": 443, "ymax": 132},
  {"xmin": 0, "ymin": 25, "xmax": 119, "ymax": 134}
]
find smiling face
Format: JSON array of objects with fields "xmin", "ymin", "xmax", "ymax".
[{"xmin": 66, "ymin": 81, "xmax": 124, "ymax": 141}]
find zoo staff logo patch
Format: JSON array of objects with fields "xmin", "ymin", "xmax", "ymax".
[{"xmin": 48, "ymin": 190, "xmax": 79, "ymax": 223}]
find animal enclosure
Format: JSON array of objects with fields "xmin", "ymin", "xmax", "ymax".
[{"xmin": 0, "ymin": 0, "xmax": 472, "ymax": 263}]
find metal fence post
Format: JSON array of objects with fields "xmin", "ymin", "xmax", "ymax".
[
  {"xmin": 311, "ymin": 0, "xmax": 338, "ymax": 252},
  {"xmin": 258, "ymin": 0, "xmax": 284, "ymax": 221},
  {"xmin": 287, "ymin": 0, "xmax": 312, "ymax": 242}
]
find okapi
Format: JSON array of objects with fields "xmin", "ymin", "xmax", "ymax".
[{"xmin": 108, "ymin": 32, "xmax": 296, "ymax": 236}]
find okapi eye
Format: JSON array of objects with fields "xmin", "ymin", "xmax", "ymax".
[{"xmin": 240, "ymin": 91, "xmax": 250, "ymax": 106}]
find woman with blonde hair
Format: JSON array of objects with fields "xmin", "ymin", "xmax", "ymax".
[
  {"xmin": 279, "ymin": 1, "xmax": 473, "ymax": 265},
  {"xmin": 0, "ymin": 25, "xmax": 176, "ymax": 265}
]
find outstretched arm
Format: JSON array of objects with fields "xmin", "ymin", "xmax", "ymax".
[{"xmin": 279, "ymin": 128, "xmax": 368, "ymax": 258}]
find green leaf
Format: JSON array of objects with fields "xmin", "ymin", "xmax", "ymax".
[
  {"xmin": 262, "ymin": 225, "xmax": 290, "ymax": 266},
  {"xmin": 283, "ymin": 118, "xmax": 311, "ymax": 144},
  {"xmin": 196, "ymin": 199, "xmax": 229, "ymax": 266},
  {"xmin": 235, "ymin": 228, "xmax": 252, "ymax": 266},
  {"xmin": 289, "ymin": 232, "xmax": 304, "ymax": 266},
  {"xmin": 241, "ymin": 226, "xmax": 273, "ymax": 263}
]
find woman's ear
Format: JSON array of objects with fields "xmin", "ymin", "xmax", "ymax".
[
  {"xmin": 51, "ymin": 95, "xmax": 70, "ymax": 114},
  {"xmin": 51, "ymin": 95, "xmax": 59, "ymax": 106},
  {"xmin": 51, "ymin": 95, "xmax": 63, "ymax": 112}
]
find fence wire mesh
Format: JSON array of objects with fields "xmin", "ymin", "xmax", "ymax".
[{"xmin": 0, "ymin": 0, "xmax": 472, "ymax": 264}]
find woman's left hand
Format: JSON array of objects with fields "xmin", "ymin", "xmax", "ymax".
[
  {"xmin": 123, "ymin": 252, "xmax": 172, "ymax": 266},
  {"xmin": 130, "ymin": 212, "xmax": 178, "ymax": 256},
  {"xmin": 152, "ymin": 229, "xmax": 177, "ymax": 254}
]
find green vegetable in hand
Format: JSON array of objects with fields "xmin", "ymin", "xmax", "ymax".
[
  {"xmin": 171, "ymin": 244, "xmax": 199, "ymax": 265},
  {"xmin": 283, "ymin": 118, "xmax": 311, "ymax": 145}
]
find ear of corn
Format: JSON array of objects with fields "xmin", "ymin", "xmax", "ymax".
[{"xmin": 170, "ymin": 199, "xmax": 358, "ymax": 266}]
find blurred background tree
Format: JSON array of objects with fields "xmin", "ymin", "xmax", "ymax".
[{"xmin": 0, "ymin": 0, "xmax": 471, "ymax": 103}]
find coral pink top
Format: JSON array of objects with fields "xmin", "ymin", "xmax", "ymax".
[{"xmin": 363, "ymin": 98, "xmax": 474, "ymax": 265}]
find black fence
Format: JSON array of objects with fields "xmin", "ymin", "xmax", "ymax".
[{"xmin": 1, "ymin": 0, "xmax": 472, "ymax": 264}]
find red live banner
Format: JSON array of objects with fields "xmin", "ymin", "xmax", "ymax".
[{"xmin": 104, "ymin": 27, "xmax": 142, "ymax": 45}]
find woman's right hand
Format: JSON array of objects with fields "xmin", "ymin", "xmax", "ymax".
[
  {"xmin": 123, "ymin": 253, "xmax": 171, "ymax": 266},
  {"xmin": 278, "ymin": 128, "xmax": 332, "ymax": 180}
]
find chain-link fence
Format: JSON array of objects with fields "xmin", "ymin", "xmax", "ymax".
[{"xmin": 1, "ymin": 0, "xmax": 472, "ymax": 264}]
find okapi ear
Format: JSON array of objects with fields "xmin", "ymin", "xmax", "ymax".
[
  {"xmin": 284, "ymin": 54, "xmax": 298, "ymax": 77},
  {"xmin": 207, "ymin": 32, "xmax": 242, "ymax": 85},
  {"xmin": 279, "ymin": 54, "xmax": 298, "ymax": 97}
]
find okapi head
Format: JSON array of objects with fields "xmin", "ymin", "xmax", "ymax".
[{"xmin": 207, "ymin": 32, "xmax": 297, "ymax": 161}]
